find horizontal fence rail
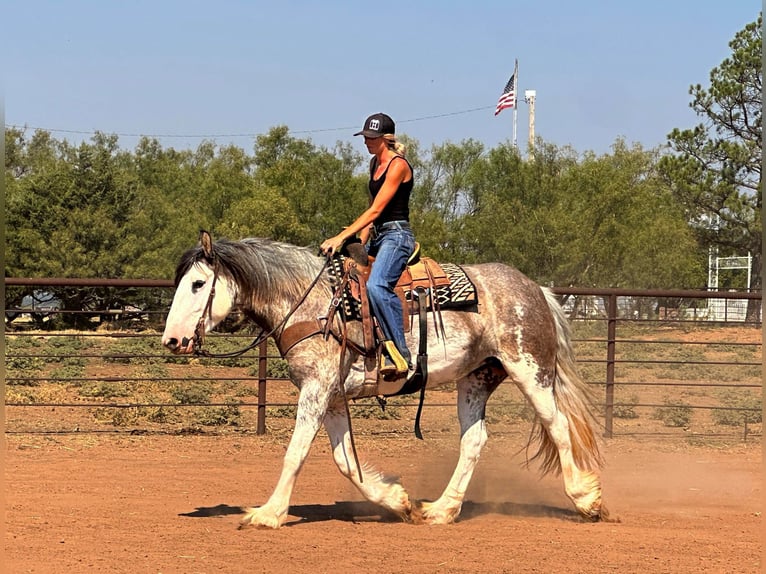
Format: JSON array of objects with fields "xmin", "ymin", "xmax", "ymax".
[{"xmin": 4, "ymin": 278, "xmax": 762, "ymax": 441}]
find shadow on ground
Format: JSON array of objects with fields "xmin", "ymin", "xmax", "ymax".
[{"xmin": 179, "ymin": 499, "xmax": 580, "ymax": 524}]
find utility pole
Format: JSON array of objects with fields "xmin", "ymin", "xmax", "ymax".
[{"xmin": 524, "ymin": 89, "xmax": 536, "ymax": 153}]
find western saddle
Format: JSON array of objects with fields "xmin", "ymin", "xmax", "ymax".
[{"xmin": 276, "ymin": 239, "xmax": 450, "ymax": 438}]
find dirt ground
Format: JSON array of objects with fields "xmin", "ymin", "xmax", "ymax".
[
  {"xmin": 4, "ymin": 324, "xmax": 763, "ymax": 572},
  {"xmin": 3, "ymin": 427, "xmax": 762, "ymax": 574}
]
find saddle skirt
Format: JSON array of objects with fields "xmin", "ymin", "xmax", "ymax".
[{"xmin": 328, "ymin": 254, "xmax": 478, "ymax": 325}]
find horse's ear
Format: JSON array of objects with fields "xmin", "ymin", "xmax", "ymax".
[{"xmin": 199, "ymin": 230, "xmax": 214, "ymax": 261}]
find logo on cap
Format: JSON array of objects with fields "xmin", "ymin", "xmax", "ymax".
[{"xmin": 354, "ymin": 113, "xmax": 395, "ymax": 137}]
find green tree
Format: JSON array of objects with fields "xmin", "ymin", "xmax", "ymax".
[
  {"xmin": 660, "ymin": 14, "xmax": 762, "ymax": 317},
  {"xmin": 6, "ymin": 130, "xmax": 139, "ymax": 278},
  {"xmin": 456, "ymin": 139, "xmax": 587, "ymax": 278},
  {"xmin": 5, "ymin": 129, "xmax": 149, "ymax": 325},
  {"xmin": 251, "ymin": 126, "xmax": 367, "ymax": 246},
  {"xmin": 455, "ymin": 138, "xmax": 701, "ymax": 289},
  {"xmin": 218, "ymin": 183, "xmax": 309, "ymax": 241},
  {"xmin": 190, "ymin": 141, "xmax": 254, "ymax": 227},
  {"xmin": 552, "ymin": 140, "xmax": 703, "ymax": 288},
  {"xmin": 412, "ymin": 139, "xmax": 487, "ymax": 262},
  {"xmin": 123, "ymin": 137, "xmax": 203, "ymax": 279}
]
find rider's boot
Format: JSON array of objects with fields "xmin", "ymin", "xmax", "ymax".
[{"xmin": 379, "ymin": 340, "xmax": 409, "ymax": 376}]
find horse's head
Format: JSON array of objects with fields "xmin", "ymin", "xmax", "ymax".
[{"xmin": 162, "ymin": 231, "xmax": 236, "ymax": 354}]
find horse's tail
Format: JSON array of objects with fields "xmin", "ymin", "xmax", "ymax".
[{"xmin": 529, "ymin": 288, "xmax": 604, "ymax": 476}]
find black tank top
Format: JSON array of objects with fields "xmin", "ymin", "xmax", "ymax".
[{"xmin": 368, "ymin": 156, "xmax": 413, "ymax": 225}]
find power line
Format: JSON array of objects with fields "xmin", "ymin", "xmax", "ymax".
[{"xmin": 5, "ymin": 105, "xmax": 495, "ymax": 140}]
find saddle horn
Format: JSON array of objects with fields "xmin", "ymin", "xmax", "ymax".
[{"xmin": 344, "ymin": 241, "xmax": 370, "ymax": 269}]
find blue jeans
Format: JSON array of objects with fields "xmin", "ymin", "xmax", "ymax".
[{"xmin": 367, "ymin": 223, "xmax": 416, "ymax": 363}]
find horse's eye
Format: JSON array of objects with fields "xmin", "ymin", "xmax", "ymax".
[{"xmin": 191, "ymin": 280, "xmax": 205, "ymax": 291}]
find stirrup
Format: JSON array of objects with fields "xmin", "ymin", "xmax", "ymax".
[{"xmin": 380, "ymin": 340, "xmax": 409, "ymax": 376}]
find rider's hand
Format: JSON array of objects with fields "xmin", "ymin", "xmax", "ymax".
[{"xmin": 320, "ymin": 235, "xmax": 345, "ymax": 256}]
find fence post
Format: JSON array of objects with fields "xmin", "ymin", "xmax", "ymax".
[
  {"xmin": 257, "ymin": 339, "xmax": 268, "ymax": 435},
  {"xmin": 604, "ymin": 293, "xmax": 617, "ymax": 438}
]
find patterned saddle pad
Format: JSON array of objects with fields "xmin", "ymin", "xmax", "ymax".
[{"xmin": 328, "ymin": 257, "xmax": 478, "ymax": 322}]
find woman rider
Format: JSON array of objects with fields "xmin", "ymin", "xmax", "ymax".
[{"xmin": 320, "ymin": 113, "xmax": 415, "ymax": 377}]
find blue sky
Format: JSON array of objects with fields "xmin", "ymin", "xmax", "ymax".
[{"xmin": 2, "ymin": 1, "xmax": 760, "ymax": 156}]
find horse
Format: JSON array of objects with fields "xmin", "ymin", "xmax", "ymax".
[{"xmin": 162, "ymin": 231, "xmax": 607, "ymax": 528}]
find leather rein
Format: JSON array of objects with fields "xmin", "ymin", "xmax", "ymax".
[{"xmin": 191, "ymin": 254, "xmax": 333, "ymax": 359}]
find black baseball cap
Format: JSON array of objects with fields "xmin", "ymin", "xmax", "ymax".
[{"xmin": 353, "ymin": 113, "xmax": 395, "ymax": 138}]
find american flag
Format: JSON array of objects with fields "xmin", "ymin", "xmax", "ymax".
[{"xmin": 494, "ymin": 73, "xmax": 516, "ymax": 116}]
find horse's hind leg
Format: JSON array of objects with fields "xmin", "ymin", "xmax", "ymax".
[
  {"xmin": 505, "ymin": 358, "xmax": 604, "ymax": 521},
  {"xmin": 323, "ymin": 407, "xmax": 413, "ymax": 522},
  {"xmin": 420, "ymin": 360, "xmax": 505, "ymax": 525}
]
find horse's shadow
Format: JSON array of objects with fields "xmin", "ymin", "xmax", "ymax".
[{"xmin": 179, "ymin": 500, "xmax": 581, "ymax": 525}]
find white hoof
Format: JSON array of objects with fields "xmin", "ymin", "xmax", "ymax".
[
  {"xmin": 567, "ymin": 471, "xmax": 606, "ymax": 521},
  {"xmin": 361, "ymin": 467, "xmax": 413, "ymax": 521},
  {"xmin": 418, "ymin": 500, "xmax": 461, "ymax": 525},
  {"xmin": 374, "ymin": 483, "xmax": 412, "ymax": 522},
  {"xmin": 238, "ymin": 506, "xmax": 285, "ymax": 529},
  {"xmin": 576, "ymin": 498, "xmax": 610, "ymax": 522}
]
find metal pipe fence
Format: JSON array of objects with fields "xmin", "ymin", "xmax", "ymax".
[{"xmin": 4, "ymin": 278, "xmax": 762, "ymax": 440}]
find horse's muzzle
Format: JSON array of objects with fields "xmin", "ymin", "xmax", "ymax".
[{"xmin": 162, "ymin": 336, "xmax": 194, "ymax": 354}]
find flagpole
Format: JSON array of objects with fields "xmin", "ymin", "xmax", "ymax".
[{"xmin": 512, "ymin": 59, "xmax": 518, "ymax": 148}]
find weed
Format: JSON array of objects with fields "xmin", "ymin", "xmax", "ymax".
[
  {"xmin": 139, "ymin": 363, "xmax": 170, "ymax": 378},
  {"xmin": 249, "ymin": 358, "xmax": 290, "ymax": 379},
  {"xmin": 268, "ymin": 358, "xmax": 290, "ymax": 379},
  {"xmin": 232, "ymin": 382, "xmax": 258, "ymax": 397},
  {"xmin": 48, "ymin": 336, "xmax": 94, "ymax": 352},
  {"xmin": 713, "ymin": 391, "xmax": 762, "ymax": 426},
  {"xmin": 6, "ymin": 355, "xmax": 46, "ymax": 379},
  {"xmin": 145, "ymin": 405, "xmax": 180, "ymax": 424},
  {"xmin": 653, "ymin": 398, "xmax": 693, "ymax": 428},
  {"xmin": 78, "ymin": 382, "xmax": 130, "ymax": 399},
  {"xmin": 353, "ymin": 404, "xmax": 401, "ymax": 420},
  {"xmin": 49, "ymin": 364, "xmax": 86, "ymax": 380},
  {"xmin": 171, "ymin": 383, "xmax": 212, "ymax": 405},
  {"xmin": 613, "ymin": 393, "xmax": 640, "ymax": 419},
  {"xmin": 6, "ymin": 387, "xmax": 36, "ymax": 404},
  {"xmin": 576, "ymin": 363, "xmax": 604, "ymax": 383},
  {"xmin": 193, "ymin": 404, "xmax": 241, "ymax": 426},
  {"xmin": 93, "ymin": 401, "xmax": 181, "ymax": 426},
  {"xmin": 102, "ymin": 337, "xmax": 157, "ymax": 364},
  {"xmin": 267, "ymin": 406, "xmax": 297, "ymax": 418},
  {"xmin": 655, "ymin": 363, "xmax": 716, "ymax": 381},
  {"xmin": 5, "ymin": 336, "xmax": 43, "ymax": 352},
  {"xmin": 93, "ymin": 406, "xmax": 137, "ymax": 426}
]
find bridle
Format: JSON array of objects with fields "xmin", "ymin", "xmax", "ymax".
[
  {"xmin": 191, "ymin": 250, "xmax": 222, "ymax": 355},
  {"xmin": 191, "ymin": 249, "xmax": 331, "ymax": 359}
]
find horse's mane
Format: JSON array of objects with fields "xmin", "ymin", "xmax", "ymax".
[{"xmin": 175, "ymin": 237, "xmax": 330, "ymax": 303}]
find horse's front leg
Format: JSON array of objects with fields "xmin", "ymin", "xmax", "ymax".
[
  {"xmin": 240, "ymin": 381, "xmax": 330, "ymax": 529},
  {"xmin": 323, "ymin": 407, "xmax": 413, "ymax": 522}
]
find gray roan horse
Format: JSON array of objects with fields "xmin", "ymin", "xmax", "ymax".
[{"xmin": 162, "ymin": 231, "xmax": 607, "ymax": 528}]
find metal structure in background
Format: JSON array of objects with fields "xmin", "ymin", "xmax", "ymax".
[{"xmin": 4, "ymin": 278, "xmax": 763, "ymax": 439}]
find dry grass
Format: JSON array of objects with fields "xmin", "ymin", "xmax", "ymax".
[{"xmin": 5, "ymin": 324, "xmax": 762, "ymax": 441}]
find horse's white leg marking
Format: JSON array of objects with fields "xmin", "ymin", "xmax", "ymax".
[
  {"xmin": 527, "ymin": 385, "xmax": 602, "ymax": 518},
  {"xmin": 502, "ymin": 346, "xmax": 603, "ymax": 520},
  {"xmin": 420, "ymin": 364, "xmax": 500, "ymax": 525},
  {"xmin": 240, "ymin": 380, "xmax": 331, "ymax": 529},
  {"xmin": 323, "ymin": 408, "xmax": 412, "ymax": 521}
]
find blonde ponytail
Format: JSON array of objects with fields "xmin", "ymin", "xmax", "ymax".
[{"xmin": 383, "ymin": 134, "xmax": 406, "ymax": 157}]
